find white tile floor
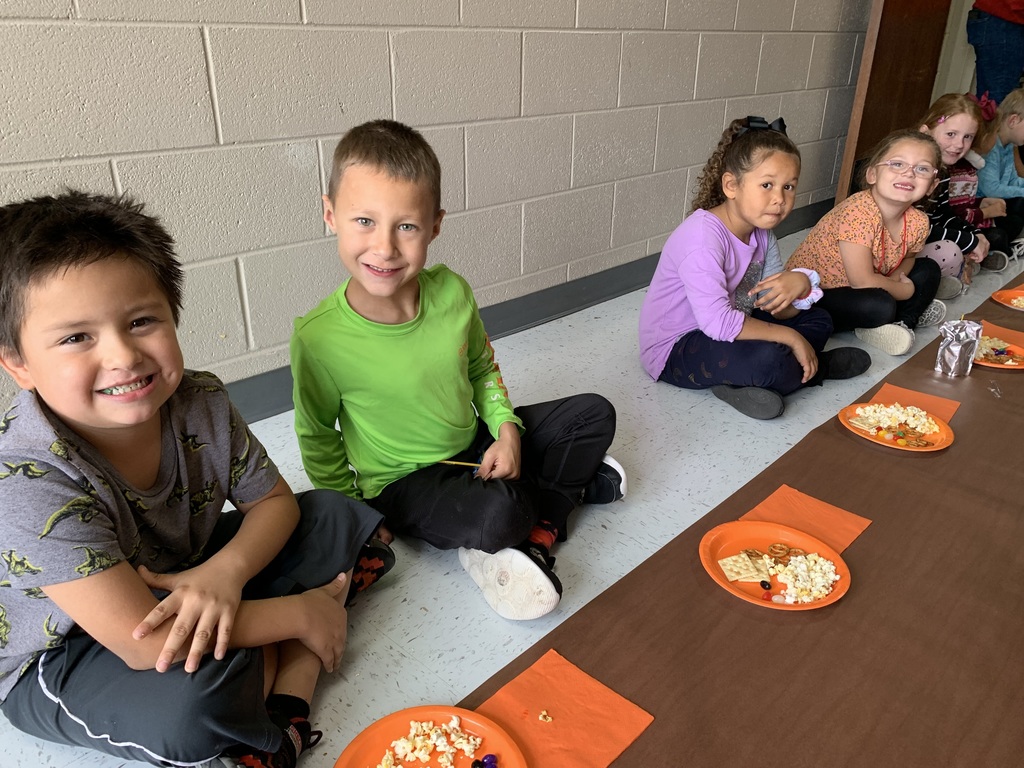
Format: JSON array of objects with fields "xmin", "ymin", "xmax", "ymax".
[{"xmin": 5, "ymin": 234, "xmax": 1020, "ymax": 768}]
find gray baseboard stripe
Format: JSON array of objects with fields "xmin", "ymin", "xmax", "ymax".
[{"xmin": 226, "ymin": 199, "xmax": 834, "ymax": 423}]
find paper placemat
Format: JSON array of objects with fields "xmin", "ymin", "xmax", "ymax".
[
  {"xmin": 870, "ymin": 382, "xmax": 960, "ymax": 422},
  {"xmin": 476, "ymin": 649, "xmax": 653, "ymax": 768},
  {"xmin": 740, "ymin": 484, "xmax": 872, "ymax": 552}
]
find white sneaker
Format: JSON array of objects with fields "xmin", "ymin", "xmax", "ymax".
[
  {"xmin": 1011, "ymin": 238, "xmax": 1024, "ymax": 261},
  {"xmin": 918, "ymin": 299, "xmax": 947, "ymax": 327},
  {"xmin": 855, "ymin": 322, "xmax": 915, "ymax": 355},
  {"xmin": 458, "ymin": 547, "xmax": 561, "ymax": 621},
  {"xmin": 936, "ymin": 275, "xmax": 963, "ymax": 300}
]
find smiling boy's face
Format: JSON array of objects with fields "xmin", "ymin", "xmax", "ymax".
[
  {"xmin": 0, "ymin": 257, "xmax": 184, "ymax": 445},
  {"xmin": 323, "ymin": 163, "xmax": 444, "ymax": 323}
]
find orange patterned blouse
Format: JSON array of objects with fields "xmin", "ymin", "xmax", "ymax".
[{"xmin": 785, "ymin": 191, "xmax": 929, "ymax": 289}]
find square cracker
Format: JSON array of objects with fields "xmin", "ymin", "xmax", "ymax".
[
  {"xmin": 718, "ymin": 553, "xmax": 758, "ymax": 582},
  {"xmin": 737, "ymin": 556, "xmax": 770, "ymax": 582}
]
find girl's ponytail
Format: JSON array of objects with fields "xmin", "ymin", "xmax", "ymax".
[{"xmin": 691, "ymin": 116, "xmax": 800, "ymax": 212}]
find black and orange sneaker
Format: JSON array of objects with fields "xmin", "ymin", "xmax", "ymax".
[
  {"xmin": 225, "ymin": 718, "xmax": 322, "ymax": 768},
  {"xmin": 345, "ymin": 537, "xmax": 396, "ymax": 606}
]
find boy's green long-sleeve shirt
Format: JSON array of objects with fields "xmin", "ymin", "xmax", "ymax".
[{"xmin": 290, "ymin": 265, "xmax": 521, "ymax": 500}]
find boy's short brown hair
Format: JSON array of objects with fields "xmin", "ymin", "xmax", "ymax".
[
  {"xmin": 0, "ymin": 190, "xmax": 184, "ymax": 354},
  {"xmin": 326, "ymin": 120, "xmax": 442, "ymax": 211},
  {"xmin": 997, "ymin": 88, "xmax": 1024, "ymax": 124}
]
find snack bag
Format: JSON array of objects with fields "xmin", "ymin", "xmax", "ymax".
[{"xmin": 934, "ymin": 319, "xmax": 982, "ymax": 376}]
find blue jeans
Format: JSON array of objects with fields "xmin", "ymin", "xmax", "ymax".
[{"xmin": 967, "ymin": 8, "xmax": 1024, "ymax": 104}]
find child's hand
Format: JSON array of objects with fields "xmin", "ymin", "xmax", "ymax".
[
  {"xmin": 477, "ymin": 422, "xmax": 521, "ymax": 481},
  {"xmin": 787, "ymin": 334, "xmax": 818, "ymax": 383},
  {"xmin": 980, "ymin": 197, "xmax": 1007, "ymax": 218},
  {"xmin": 968, "ymin": 233, "xmax": 990, "ymax": 263},
  {"xmin": 133, "ymin": 561, "xmax": 246, "ymax": 674},
  {"xmin": 751, "ymin": 271, "xmax": 811, "ymax": 315},
  {"xmin": 891, "ymin": 272, "xmax": 915, "ymax": 300},
  {"xmin": 299, "ymin": 574, "xmax": 349, "ymax": 673}
]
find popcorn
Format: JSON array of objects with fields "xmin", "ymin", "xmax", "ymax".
[
  {"xmin": 379, "ymin": 715, "xmax": 482, "ymax": 768},
  {"xmin": 767, "ymin": 553, "xmax": 840, "ymax": 604},
  {"xmin": 1012, "ymin": 297, "xmax": 1024, "ymax": 309},
  {"xmin": 853, "ymin": 402, "xmax": 938, "ymax": 434}
]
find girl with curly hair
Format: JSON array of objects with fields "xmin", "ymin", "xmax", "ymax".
[{"xmin": 638, "ymin": 117, "xmax": 869, "ymax": 420}]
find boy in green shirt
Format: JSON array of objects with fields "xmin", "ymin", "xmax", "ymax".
[{"xmin": 291, "ymin": 120, "xmax": 625, "ymax": 620}]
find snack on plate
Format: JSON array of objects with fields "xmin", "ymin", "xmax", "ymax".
[
  {"xmin": 376, "ymin": 715, "xmax": 482, "ymax": 768},
  {"xmin": 976, "ymin": 336, "xmax": 1024, "ymax": 366},
  {"xmin": 1012, "ymin": 296, "xmax": 1024, "ymax": 309},
  {"xmin": 767, "ymin": 553, "xmax": 841, "ymax": 604},
  {"xmin": 717, "ymin": 553, "xmax": 759, "ymax": 582},
  {"xmin": 851, "ymin": 402, "xmax": 939, "ymax": 434}
]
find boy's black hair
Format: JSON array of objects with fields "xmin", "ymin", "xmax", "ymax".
[{"xmin": 0, "ymin": 190, "xmax": 184, "ymax": 354}]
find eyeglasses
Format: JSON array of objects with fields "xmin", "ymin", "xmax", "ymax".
[{"xmin": 875, "ymin": 160, "xmax": 938, "ymax": 178}]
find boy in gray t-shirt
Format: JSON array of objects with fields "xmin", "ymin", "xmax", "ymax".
[{"xmin": 0, "ymin": 192, "xmax": 390, "ymax": 768}]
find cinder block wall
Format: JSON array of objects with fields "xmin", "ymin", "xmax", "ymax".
[{"xmin": 0, "ymin": 0, "xmax": 871, "ymax": 408}]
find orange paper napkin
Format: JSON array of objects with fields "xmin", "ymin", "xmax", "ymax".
[
  {"xmin": 739, "ymin": 484, "xmax": 872, "ymax": 552},
  {"xmin": 981, "ymin": 320, "xmax": 1024, "ymax": 349},
  {"xmin": 870, "ymin": 382, "xmax": 960, "ymax": 422},
  {"xmin": 476, "ymin": 649, "xmax": 653, "ymax": 768}
]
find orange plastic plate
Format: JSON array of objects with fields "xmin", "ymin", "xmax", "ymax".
[
  {"xmin": 699, "ymin": 520, "xmax": 850, "ymax": 611},
  {"xmin": 974, "ymin": 341, "xmax": 1024, "ymax": 369},
  {"xmin": 838, "ymin": 403, "xmax": 954, "ymax": 452},
  {"xmin": 334, "ymin": 705, "xmax": 526, "ymax": 768},
  {"xmin": 991, "ymin": 289, "xmax": 1024, "ymax": 311}
]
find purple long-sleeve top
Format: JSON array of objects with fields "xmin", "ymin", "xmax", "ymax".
[{"xmin": 638, "ymin": 209, "xmax": 776, "ymax": 379}]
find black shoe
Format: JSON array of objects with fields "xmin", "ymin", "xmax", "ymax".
[
  {"xmin": 346, "ymin": 537, "xmax": 396, "ymax": 606},
  {"xmin": 818, "ymin": 347, "xmax": 871, "ymax": 380},
  {"xmin": 710, "ymin": 385, "xmax": 784, "ymax": 420},
  {"xmin": 581, "ymin": 454, "xmax": 627, "ymax": 504},
  {"xmin": 514, "ymin": 542, "xmax": 563, "ymax": 598}
]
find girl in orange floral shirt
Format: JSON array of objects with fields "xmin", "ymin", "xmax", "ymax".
[{"xmin": 787, "ymin": 130, "xmax": 946, "ymax": 356}]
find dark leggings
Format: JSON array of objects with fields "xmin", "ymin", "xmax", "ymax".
[
  {"xmin": 985, "ymin": 198, "xmax": 1024, "ymax": 254},
  {"xmin": 657, "ymin": 307, "xmax": 833, "ymax": 396},
  {"xmin": 369, "ymin": 393, "xmax": 616, "ymax": 553},
  {"xmin": 816, "ymin": 257, "xmax": 941, "ymax": 333}
]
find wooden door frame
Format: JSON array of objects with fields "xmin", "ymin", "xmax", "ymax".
[{"xmin": 835, "ymin": 0, "xmax": 953, "ymax": 202}]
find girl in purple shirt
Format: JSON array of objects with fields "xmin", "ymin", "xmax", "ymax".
[{"xmin": 638, "ymin": 117, "xmax": 870, "ymax": 419}]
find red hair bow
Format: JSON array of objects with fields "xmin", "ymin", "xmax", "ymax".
[{"xmin": 969, "ymin": 91, "xmax": 998, "ymax": 122}]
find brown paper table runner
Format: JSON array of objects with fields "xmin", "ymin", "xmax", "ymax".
[{"xmin": 461, "ymin": 274, "xmax": 1024, "ymax": 767}]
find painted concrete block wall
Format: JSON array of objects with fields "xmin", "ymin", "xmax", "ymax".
[{"xmin": 0, "ymin": 0, "xmax": 872, "ymax": 408}]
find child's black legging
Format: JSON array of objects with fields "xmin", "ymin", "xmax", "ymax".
[{"xmin": 816, "ymin": 256, "xmax": 941, "ymax": 333}]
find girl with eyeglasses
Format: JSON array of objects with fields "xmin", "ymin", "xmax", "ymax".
[
  {"xmin": 638, "ymin": 116, "xmax": 870, "ymax": 420},
  {"xmin": 916, "ymin": 93, "xmax": 1011, "ymax": 300},
  {"xmin": 786, "ymin": 129, "xmax": 946, "ymax": 356}
]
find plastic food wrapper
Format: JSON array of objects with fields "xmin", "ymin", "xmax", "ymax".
[{"xmin": 934, "ymin": 319, "xmax": 982, "ymax": 376}]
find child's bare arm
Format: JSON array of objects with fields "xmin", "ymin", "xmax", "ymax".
[
  {"xmin": 839, "ymin": 241, "xmax": 915, "ymax": 300},
  {"xmin": 130, "ymin": 476, "xmax": 300, "ymax": 672},
  {"xmin": 43, "ymin": 564, "xmax": 349, "ymax": 673}
]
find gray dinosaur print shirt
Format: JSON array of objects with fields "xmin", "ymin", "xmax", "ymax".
[{"xmin": 0, "ymin": 370, "xmax": 279, "ymax": 701}]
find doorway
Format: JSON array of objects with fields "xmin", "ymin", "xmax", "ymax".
[{"xmin": 835, "ymin": 0, "xmax": 973, "ymax": 201}]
